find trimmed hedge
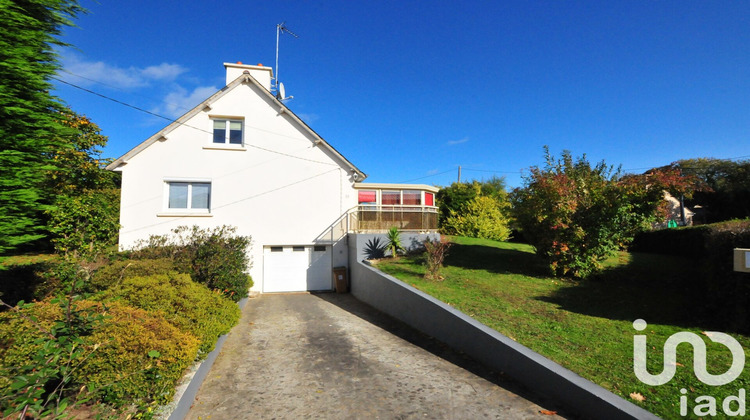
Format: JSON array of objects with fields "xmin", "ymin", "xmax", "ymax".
[
  {"xmin": 95, "ymin": 272, "xmax": 240, "ymax": 356},
  {"xmin": 631, "ymin": 220, "xmax": 750, "ymax": 259},
  {"xmin": 87, "ymin": 258, "xmax": 176, "ymax": 293},
  {"xmin": 73, "ymin": 300, "xmax": 199, "ymax": 406},
  {"xmin": 630, "ymin": 220, "xmax": 750, "ymax": 332},
  {"xmin": 0, "ymin": 299, "xmax": 199, "ymax": 411}
]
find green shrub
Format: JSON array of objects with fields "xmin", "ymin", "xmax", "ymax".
[
  {"xmin": 511, "ymin": 148, "xmax": 684, "ymax": 278},
  {"xmin": 95, "ymin": 273, "xmax": 240, "ymax": 356},
  {"xmin": 132, "ymin": 225, "xmax": 253, "ymax": 301},
  {"xmin": 87, "ymin": 258, "xmax": 176, "ymax": 292},
  {"xmin": 46, "ymin": 188, "xmax": 120, "ymax": 262},
  {"xmin": 73, "ymin": 300, "xmax": 199, "ymax": 407},
  {"xmin": 442, "ymin": 195, "xmax": 512, "ymax": 241},
  {"xmin": 0, "ymin": 301, "xmax": 60, "ymax": 400},
  {"xmin": 0, "ymin": 299, "xmax": 199, "ymax": 413}
]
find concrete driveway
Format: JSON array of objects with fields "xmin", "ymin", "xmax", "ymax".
[{"xmin": 185, "ymin": 293, "xmax": 566, "ymax": 419}]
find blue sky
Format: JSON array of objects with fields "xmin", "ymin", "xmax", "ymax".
[{"xmin": 55, "ymin": 1, "xmax": 750, "ymax": 188}]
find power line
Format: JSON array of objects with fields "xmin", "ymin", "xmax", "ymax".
[
  {"xmin": 54, "ymin": 76, "xmax": 179, "ymax": 124},
  {"xmin": 120, "ymin": 168, "xmax": 340, "ymax": 235},
  {"xmin": 55, "ymin": 71, "xmax": 314, "ymax": 145},
  {"xmin": 462, "ymin": 168, "xmax": 523, "ymax": 174},
  {"xmin": 59, "ymin": 69, "xmax": 196, "ymax": 115},
  {"xmin": 400, "ymin": 169, "xmax": 454, "ymax": 183},
  {"xmin": 52, "ymin": 76, "xmax": 336, "ymax": 166}
]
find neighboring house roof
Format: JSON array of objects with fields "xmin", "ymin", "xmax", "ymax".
[{"xmin": 106, "ymin": 70, "xmax": 367, "ymax": 180}]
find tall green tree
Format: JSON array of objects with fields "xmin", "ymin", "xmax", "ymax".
[{"xmin": 0, "ymin": 0, "xmax": 84, "ymax": 253}]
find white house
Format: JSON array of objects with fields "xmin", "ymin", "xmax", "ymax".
[{"xmin": 107, "ymin": 62, "xmax": 438, "ymax": 294}]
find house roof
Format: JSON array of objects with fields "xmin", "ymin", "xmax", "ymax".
[
  {"xmin": 106, "ymin": 71, "xmax": 367, "ymax": 180},
  {"xmin": 353, "ymin": 183, "xmax": 440, "ymax": 193}
]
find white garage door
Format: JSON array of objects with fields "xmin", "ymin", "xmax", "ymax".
[{"xmin": 263, "ymin": 245, "xmax": 332, "ymax": 292}]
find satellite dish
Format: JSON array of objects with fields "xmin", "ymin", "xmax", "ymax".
[{"xmin": 278, "ymin": 82, "xmax": 286, "ymax": 100}]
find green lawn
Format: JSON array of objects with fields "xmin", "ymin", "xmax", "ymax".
[{"xmin": 376, "ymin": 236, "xmax": 750, "ymax": 419}]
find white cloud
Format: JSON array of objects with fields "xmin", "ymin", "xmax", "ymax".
[
  {"xmin": 296, "ymin": 113, "xmax": 319, "ymax": 123},
  {"xmin": 447, "ymin": 136, "xmax": 469, "ymax": 146},
  {"xmin": 159, "ymin": 85, "xmax": 219, "ymax": 118},
  {"xmin": 60, "ymin": 54, "xmax": 188, "ymax": 89},
  {"xmin": 141, "ymin": 63, "xmax": 187, "ymax": 81}
]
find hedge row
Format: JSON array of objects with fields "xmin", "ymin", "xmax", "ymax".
[
  {"xmin": 0, "ymin": 268, "xmax": 240, "ymax": 416},
  {"xmin": 95, "ymin": 272, "xmax": 240, "ymax": 356},
  {"xmin": 630, "ymin": 220, "xmax": 750, "ymax": 332},
  {"xmin": 0, "ymin": 299, "xmax": 200, "ymax": 411}
]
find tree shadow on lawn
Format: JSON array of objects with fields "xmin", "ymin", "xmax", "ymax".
[
  {"xmin": 398, "ymin": 241, "xmax": 735, "ymax": 333},
  {"xmin": 534, "ymin": 252, "xmax": 733, "ymax": 333},
  {"xmin": 445, "ymin": 243, "xmax": 551, "ymax": 278}
]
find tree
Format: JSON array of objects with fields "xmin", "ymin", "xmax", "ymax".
[
  {"xmin": 437, "ymin": 176, "xmax": 511, "ymax": 232},
  {"xmin": 676, "ymin": 158, "xmax": 750, "ymax": 223},
  {"xmin": 46, "ymin": 112, "xmax": 118, "ymax": 195},
  {"xmin": 442, "ymin": 196, "xmax": 512, "ymax": 241},
  {"xmin": 437, "ymin": 181, "xmax": 480, "ymax": 226},
  {"xmin": 0, "ymin": 0, "xmax": 85, "ymax": 253},
  {"xmin": 511, "ymin": 148, "xmax": 685, "ymax": 278},
  {"xmin": 439, "ymin": 177, "xmax": 512, "ymax": 240}
]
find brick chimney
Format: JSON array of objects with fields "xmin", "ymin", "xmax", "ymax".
[{"xmin": 224, "ymin": 62, "xmax": 273, "ymax": 91}]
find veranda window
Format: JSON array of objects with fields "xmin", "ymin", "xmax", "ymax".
[
  {"xmin": 403, "ymin": 191, "xmax": 421, "ymax": 205},
  {"xmin": 381, "ymin": 191, "xmax": 401, "ymax": 205}
]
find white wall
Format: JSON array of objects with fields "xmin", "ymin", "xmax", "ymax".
[{"xmin": 117, "ymin": 80, "xmax": 358, "ymax": 292}]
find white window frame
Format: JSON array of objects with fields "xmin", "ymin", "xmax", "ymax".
[
  {"xmin": 211, "ymin": 118, "xmax": 244, "ymax": 146},
  {"xmin": 162, "ymin": 179, "xmax": 212, "ymax": 215}
]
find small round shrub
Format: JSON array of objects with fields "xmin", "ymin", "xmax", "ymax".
[
  {"xmin": 87, "ymin": 258, "xmax": 176, "ymax": 292},
  {"xmin": 95, "ymin": 272, "xmax": 240, "ymax": 356}
]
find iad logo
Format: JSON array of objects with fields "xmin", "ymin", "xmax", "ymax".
[
  {"xmin": 633, "ymin": 319, "xmax": 747, "ymax": 417},
  {"xmin": 633, "ymin": 319, "xmax": 744, "ymax": 386}
]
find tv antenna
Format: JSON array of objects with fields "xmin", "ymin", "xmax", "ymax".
[{"xmin": 274, "ymin": 22, "xmax": 298, "ymax": 100}]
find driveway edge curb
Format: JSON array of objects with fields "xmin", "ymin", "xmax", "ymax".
[{"xmin": 165, "ymin": 297, "xmax": 249, "ymax": 420}]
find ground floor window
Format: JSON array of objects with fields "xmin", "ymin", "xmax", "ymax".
[{"xmin": 167, "ymin": 181, "xmax": 211, "ymax": 210}]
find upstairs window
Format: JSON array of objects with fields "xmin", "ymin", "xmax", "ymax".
[
  {"xmin": 213, "ymin": 119, "xmax": 243, "ymax": 145},
  {"xmin": 168, "ymin": 182, "xmax": 211, "ymax": 210}
]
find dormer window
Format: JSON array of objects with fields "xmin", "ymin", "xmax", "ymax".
[{"xmin": 213, "ymin": 119, "xmax": 243, "ymax": 145}]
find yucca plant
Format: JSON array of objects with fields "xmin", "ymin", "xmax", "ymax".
[{"xmin": 386, "ymin": 227, "xmax": 403, "ymax": 258}]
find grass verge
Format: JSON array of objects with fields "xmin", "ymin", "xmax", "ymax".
[{"xmin": 376, "ymin": 236, "xmax": 750, "ymax": 419}]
